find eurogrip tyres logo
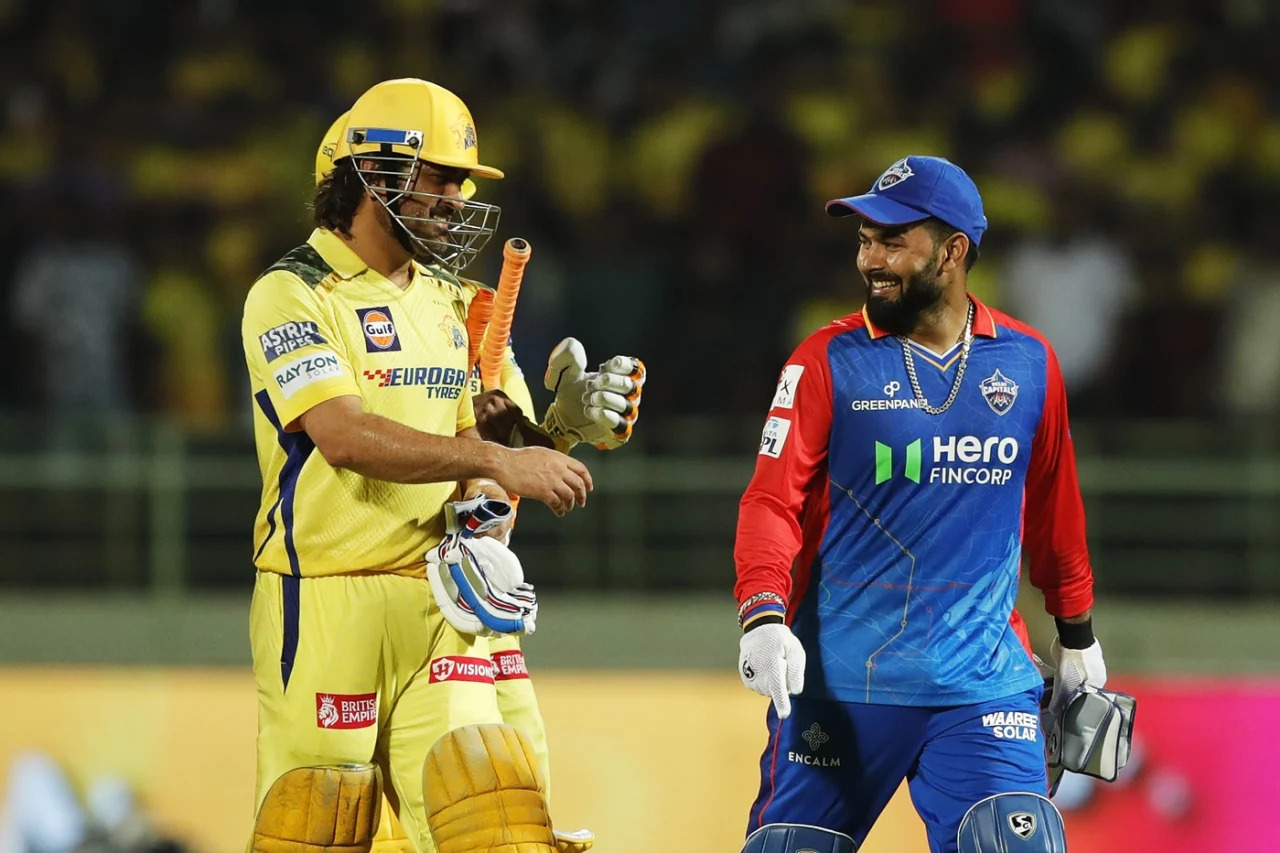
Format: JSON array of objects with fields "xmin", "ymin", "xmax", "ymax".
[{"xmin": 874, "ymin": 435, "xmax": 1020, "ymax": 485}]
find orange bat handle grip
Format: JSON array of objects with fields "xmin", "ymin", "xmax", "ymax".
[
  {"xmin": 480, "ymin": 238, "xmax": 531, "ymax": 390},
  {"xmin": 465, "ymin": 287, "xmax": 494, "ymax": 373}
]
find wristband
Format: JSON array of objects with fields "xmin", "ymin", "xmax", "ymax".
[
  {"xmin": 1055, "ymin": 617, "xmax": 1095, "ymax": 650},
  {"xmin": 737, "ymin": 591, "xmax": 787, "ymax": 628}
]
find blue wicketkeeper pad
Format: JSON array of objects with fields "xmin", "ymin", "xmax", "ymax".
[
  {"xmin": 957, "ymin": 792, "xmax": 1066, "ymax": 853},
  {"xmin": 742, "ymin": 823, "xmax": 857, "ymax": 853}
]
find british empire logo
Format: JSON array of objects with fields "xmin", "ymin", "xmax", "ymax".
[{"xmin": 979, "ymin": 369, "xmax": 1018, "ymax": 416}]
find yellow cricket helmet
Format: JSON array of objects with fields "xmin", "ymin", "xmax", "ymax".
[
  {"xmin": 315, "ymin": 110, "xmax": 477, "ymax": 200},
  {"xmin": 332, "ymin": 79, "xmax": 501, "ymax": 273},
  {"xmin": 333, "ymin": 78, "xmax": 503, "ymax": 179}
]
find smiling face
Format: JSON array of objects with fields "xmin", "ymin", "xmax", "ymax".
[{"xmin": 856, "ymin": 220, "xmax": 950, "ymax": 336}]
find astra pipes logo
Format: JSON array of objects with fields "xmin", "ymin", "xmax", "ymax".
[{"xmin": 874, "ymin": 435, "xmax": 1021, "ymax": 486}]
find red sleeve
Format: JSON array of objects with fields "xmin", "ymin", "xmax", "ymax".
[
  {"xmin": 1023, "ymin": 339, "xmax": 1095, "ymax": 618},
  {"xmin": 733, "ymin": 328, "xmax": 836, "ymax": 606}
]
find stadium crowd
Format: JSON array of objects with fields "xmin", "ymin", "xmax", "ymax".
[{"xmin": 0, "ymin": 0, "xmax": 1277, "ymax": 449}]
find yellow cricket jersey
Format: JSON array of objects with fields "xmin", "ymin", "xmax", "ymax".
[
  {"xmin": 241, "ymin": 228, "xmax": 477, "ymax": 578},
  {"xmin": 458, "ymin": 279, "xmax": 537, "ymax": 415}
]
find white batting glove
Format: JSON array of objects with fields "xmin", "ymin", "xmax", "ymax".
[
  {"xmin": 541, "ymin": 338, "xmax": 645, "ymax": 451},
  {"xmin": 738, "ymin": 623, "xmax": 806, "ymax": 719},
  {"xmin": 1047, "ymin": 637, "xmax": 1107, "ymax": 719}
]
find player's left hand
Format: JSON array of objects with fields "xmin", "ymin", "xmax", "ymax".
[
  {"xmin": 541, "ymin": 338, "xmax": 645, "ymax": 451},
  {"xmin": 1046, "ymin": 636, "xmax": 1107, "ymax": 720}
]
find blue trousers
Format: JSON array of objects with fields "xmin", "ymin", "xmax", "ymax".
[{"xmin": 748, "ymin": 688, "xmax": 1047, "ymax": 853}]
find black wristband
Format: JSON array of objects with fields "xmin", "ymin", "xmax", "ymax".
[
  {"xmin": 1055, "ymin": 617, "xmax": 1095, "ymax": 649},
  {"xmin": 742, "ymin": 614, "xmax": 785, "ymax": 633}
]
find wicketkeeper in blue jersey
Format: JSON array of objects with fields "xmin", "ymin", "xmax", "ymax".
[{"xmin": 733, "ymin": 156, "xmax": 1110, "ymax": 853}]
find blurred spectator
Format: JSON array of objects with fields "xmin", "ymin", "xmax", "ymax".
[
  {"xmin": 10, "ymin": 193, "xmax": 142, "ymax": 424},
  {"xmin": 1220, "ymin": 208, "xmax": 1280, "ymax": 418},
  {"xmin": 1003, "ymin": 183, "xmax": 1137, "ymax": 414},
  {"xmin": 0, "ymin": 0, "xmax": 1274, "ymax": 427}
]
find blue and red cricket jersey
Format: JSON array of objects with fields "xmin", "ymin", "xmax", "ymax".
[{"xmin": 735, "ymin": 297, "xmax": 1094, "ymax": 706}]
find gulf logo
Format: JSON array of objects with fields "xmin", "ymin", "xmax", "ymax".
[{"xmin": 356, "ymin": 306, "xmax": 402, "ymax": 353}]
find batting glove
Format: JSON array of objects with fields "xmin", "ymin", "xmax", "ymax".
[
  {"xmin": 739, "ymin": 623, "xmax": 806, "ymax": 719},
  {"xmin": 426, "ymin": 498, "xmax": 538, "ymax": 637},
  {"xmin": 541, "ymin": 338, "xmax": 645, "ymax": 451}
]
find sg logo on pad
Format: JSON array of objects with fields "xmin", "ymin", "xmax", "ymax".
[{"xmin": 357, "ymin": 306, "xmax": 402, "ymax": 353}]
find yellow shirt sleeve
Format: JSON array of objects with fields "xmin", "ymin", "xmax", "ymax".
[
  {"xmin": 499, "ymin": 345, "xmax": 537, "ymax": 417},
  {"xmin": 456, "ymin": 365, "xmax": 477, "ymax": 433},
  {"xmin": 242, "ymin": 271, "xmax": 361, "ymax": 430}
]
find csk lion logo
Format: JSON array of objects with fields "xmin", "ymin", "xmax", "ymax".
[{"xmin": 451, "ymin": 114, "xmax": 478, "ymax": 151}]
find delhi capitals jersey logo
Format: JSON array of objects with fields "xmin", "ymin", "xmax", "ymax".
[{"xmin": 979, "ymin": 369, "xmax": 1018, "ymax": 416}]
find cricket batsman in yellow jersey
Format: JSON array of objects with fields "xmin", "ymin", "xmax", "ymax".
[
  {"xmin": 314, "ymin": 108, "xmax": 646, "ymax": 853},
  {"xmin": 243, "ymin": 78, "xmax": 596, "ymax": 853}
]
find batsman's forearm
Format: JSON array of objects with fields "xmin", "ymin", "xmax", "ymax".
[{"xmin": 324, "ymin": 411, "xmax": 505, "ymax": 485}]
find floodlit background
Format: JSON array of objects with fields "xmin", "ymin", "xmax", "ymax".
[{"xmin": 1, "ymin": 0, "xmax": 1278, "ymax": 851}]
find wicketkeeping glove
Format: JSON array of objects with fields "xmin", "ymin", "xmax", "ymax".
[
  {"xmin": 1046, "ymin": 637, "xmax": 1107, "ymax": 719},
  {"xmin": 541, "ymin": 337, "xmax": 645, "ymax": 451},
  {"xmin": 738, "ymin": 623, "xmax": 806, "ymax": 719},
  {"xmin": 426, "ymin": 497, "xmax": 538, "ymax": 637}
]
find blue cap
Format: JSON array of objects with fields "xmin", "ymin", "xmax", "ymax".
[{"xmin": 826, "ymin": 155, "xmax": 988, "ymax": 247}]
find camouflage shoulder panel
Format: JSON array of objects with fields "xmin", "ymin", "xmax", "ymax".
[
  {"xmin": 423, "ymin": 263, "xmax": 464, "ymax": 288},
  {"xmin": 258, "ymin": 244, "xmax": 335, "ymax": 290}
]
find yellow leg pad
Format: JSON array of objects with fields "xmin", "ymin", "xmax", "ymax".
[
  {"xmin": 424, "ymin": 724, "xmax": 556, "ymax": 853},
  {"xmin": 253, "ymin": 764, "xmax": 383, "ymax": 853}
]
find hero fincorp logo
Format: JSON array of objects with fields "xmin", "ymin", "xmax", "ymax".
[
  {"xmin": 362, "ymin": 366, "xmax": 468, "ymax": 399},
  {"xmin": 259, "ymin": 321, "xmax": 328, "ymax": 363},
  {"xmin": 356, "ymin": 306, "xmax": 402, "ymax": 352},
  {"xmin": 874, "ymin": 435, "xmax": 1021, "ymax": 485}
]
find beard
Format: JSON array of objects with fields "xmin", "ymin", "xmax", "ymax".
[
  {"xmin": 373, "ymin": 192, "xmax": 455, "ymax": 262},
  {"xmin": 863, "ymin": 256, "xmax": 946, "ymax": 336}
]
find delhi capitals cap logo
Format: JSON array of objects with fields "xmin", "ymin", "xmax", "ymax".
[
  {"xmin": 876, "ymin": 158, "xmax": 914, "ymax": 191},
  {"xmin": 979, "ymin": 369, "xmax": 1018, "ymax": 416}
]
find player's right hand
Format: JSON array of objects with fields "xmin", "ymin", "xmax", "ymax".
[
  {"xmin": 496, "ymin": 446, "xmax": 592, "ymax": 516},
  {"xmin": 739, "ymin": 623, "xmax": 806, "ymax": 719}
]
